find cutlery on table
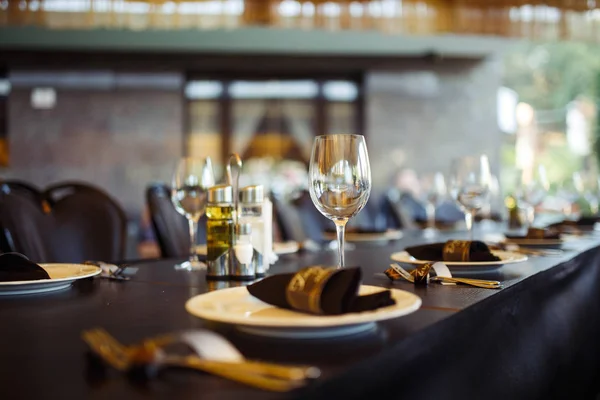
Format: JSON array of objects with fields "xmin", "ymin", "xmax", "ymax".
[
  {"xmin": 486, "ymin": 242, "xmax": 563, "ymax": 257},
  {"xmin": 389, "ymin": 263, "xmax": 502, "ymax": 289},
  {"xmin": 82, "ymin": 328, "xmax": 319, "ymax": 392},
  {"xmin": 84, "ymin": 261, "xmax": 130, "ymax": 281}
]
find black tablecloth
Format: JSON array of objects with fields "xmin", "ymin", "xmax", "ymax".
[
  {"xmin": 1, "ymin": 231, "xmax": 600, "ymax": 399},
  {"xmin": 297, "ymin": 245, "xmax": 600, "ymax": 400}
]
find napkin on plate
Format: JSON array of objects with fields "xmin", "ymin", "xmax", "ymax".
[
  {"xmin": 405, "ymin": 240, "xmax": 500, "ymax": 262},
  {"xmin": 247, "ymin": 266, "xmax": 395, "ymax": 315},
  {"xmin": 505, "ymin": 227, "xmax": 561, "ymax": 240},
  {"xmin": 0, "ymin": 253, "xmax": 50, "ymax": 282}
]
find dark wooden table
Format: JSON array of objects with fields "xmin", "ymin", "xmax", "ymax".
[{"xmin": 2, "ymin": 231, "xmax": 600, "ymax": 400}]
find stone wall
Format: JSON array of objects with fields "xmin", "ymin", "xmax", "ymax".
[
  {"xmin": 5, "ymin": 85, "xmax": 183, "ymax": 217},
  {"xmin": 366, "ymin": 57, "xmax": 503, "ymax": 189}
]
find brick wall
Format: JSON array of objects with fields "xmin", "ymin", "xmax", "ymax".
[
  {"xmin": 366, "ymin": 57, "xmax": 503, "ymax": 188},
  {"xmin": 5, "ymin": 87, "xmax": 183, "ymax": 217}
]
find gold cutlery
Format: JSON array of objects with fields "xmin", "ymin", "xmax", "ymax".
[
  {"xmin": 82, "ymin": 328, "xmax": 318, "ymax": 392},
  {"xmin": 388, "ymin": 263, "xmax": 502, "ymax": 289}
]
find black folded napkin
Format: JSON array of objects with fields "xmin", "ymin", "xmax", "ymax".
[
  {"xmin": 505, "ymin": 227, "xmax": 561, "ymax": 240},
  {"xmin": 0, "ymin": 253, "xmax": 50, "ymax": 282},
  {"xmin": 247, "ymin": 266, "xmax": 395, "ymax": 315},
  {"xmin": 405, "ymin": 240, "xmax": 501, "ymax": 262}
]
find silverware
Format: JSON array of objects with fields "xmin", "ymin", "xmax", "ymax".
[
  {"xmin": 82, "ymin": 328, "xmax": 317, "ymax": 392},
  {"xmin": 487, "ymin": 242, "xmax": 563, "ymax": 257},
  {"xmin": 84, "ymin": 261, "xmax": 130, "ymax": 281},
  {"xmin": 429, "ymin": 276, "xmax": 502, "ymax": 289},
  {"xmin": 389, "ymin": 263, "xmax": 502, "ymax": 289}
]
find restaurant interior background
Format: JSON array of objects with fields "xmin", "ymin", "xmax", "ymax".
[{"xmin": 1, "ymin": 0, "xmax": 599, "ymax": 258}]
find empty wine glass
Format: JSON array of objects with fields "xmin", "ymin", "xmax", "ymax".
[
  {"xmin": 309, "ymin": 134, "xmax": 371, "ymax": 268},
  {"xmin": 574, "ymin": 171, "xmax": 600, "ymax": 215},
  {"xmin": 419, "ymin": 172, "xmax": 447, "ymax": 231},
  {"xmin": 449, "ymin": 155, "xmax": 491, "ymax": 239},
  {"xmin": 171, "ymin": 157, "xmax": 215, "ymax": 270},
  {"xmin": 517, "ymin": 165, "xmax": 550, "ymax": 225}
]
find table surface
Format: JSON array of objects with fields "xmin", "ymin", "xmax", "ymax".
[{"xmin": 1, "ymin": 229, "xmax": 599, "ymax": 400}]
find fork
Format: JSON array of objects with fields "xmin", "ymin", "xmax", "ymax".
[
  {"xmin": 389, "ymin": 263, "xmax": 502, "ymax": 289},
  {"xmin": 82, "ymin": 328, "xmax": 312, "ymax": 392},
  {"xmin": 89, "ymin": 328, "xmax": 319, "ymax": 381}
]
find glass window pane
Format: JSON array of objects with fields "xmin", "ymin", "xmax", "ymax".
[
  {"xmin": 323, "ymin": 81, "xmax": 358, "ymax": 102},
  {"xmin": 185, "ymin": 80, "xmax": 223, "ymax": 99},
  {"xmin": 187, "ymin": 100, "xmax": 222, "ymax": 165},
  {"xmin": 327, "ymin": 102, "xmax": 356, "ymax": 135},
  {"xmin": 232, "ymin": 99, "xmax": 314, "ymax": 193},
  {"xmin": 229, "ymin": 80, "xmax": 318, "ymax": 99}
]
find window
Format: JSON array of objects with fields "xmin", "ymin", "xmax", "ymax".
[{"xmin": 185, "ymin": 77, "xmax": 363, "ymax": 170}]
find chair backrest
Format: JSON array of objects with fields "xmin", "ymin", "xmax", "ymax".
[
  {"xmin": 146, "ymin": 183, "xmax": 207, "ymax": 258},
  {"xmin": 381, "ymin": 191, "xmax": 418, "ymax": 230},
  {"xmin": 273, "ymin": 191, "xmax": 330, "ymax": 243},
  {"xmin": 0, "ymin": 181, "xmax": 127, "ymax": 263}
]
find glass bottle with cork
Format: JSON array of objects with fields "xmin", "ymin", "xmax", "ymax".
[{"xmin": 206, "ymin": 184, "xmax": 234, "ymax": 280}]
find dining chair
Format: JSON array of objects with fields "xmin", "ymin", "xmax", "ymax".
[
  {"xmin": 272, "ymin": 191, "xmax": 330, "ymax": 244},
  {"xmin": 0, "ymin": 181, "xmax": 127, "ymax": 263},
  {"xmin": 145, "ymin": 183, "xmax": 207, "ymax": 258},
  {"xmin": 0, "ymin": 180, "xmax": 44, "ymax": 205},
  {"xmin": 380, "ymin": 190, "xmax": 418, "ymax": 230}
]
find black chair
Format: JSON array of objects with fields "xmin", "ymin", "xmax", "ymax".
[
  {"xmin": 380, "ymin": 190, "xmax": 418, "ymax": 230},
  {"xmin": 272, "ymin": 191, "xmax": 331, "ymax": 244},
  {"xmin": 146, "ymin": 183, "xmax": 207, "ymax": 258},
  {"xmin": 0, "ymin": 180, "xmax": 44, "ymax": 205},
  {"xmin": 0, "ymin": 181, "xmax": 127, "ymax": 263}
]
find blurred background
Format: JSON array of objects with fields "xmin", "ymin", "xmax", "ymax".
[{"xmin": 1, "ymin": 0, "xmax": 599, "ymax": 257}]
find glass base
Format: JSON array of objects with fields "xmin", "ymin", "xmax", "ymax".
[{"xmin": 175, "ymin": 260, "xmax": 206, "ymax": 271}]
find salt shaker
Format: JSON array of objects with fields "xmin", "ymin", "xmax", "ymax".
[{"xmin": 231, "ymin": 222, "xmax": 255, "ymax": 281}]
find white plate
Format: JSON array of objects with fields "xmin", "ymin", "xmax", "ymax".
[
  {"xmin": 196, "ymin": 242, "xmax": 300, "ymax": 256},
  {"xmin": 323, "ymin": 230, "xmax": 403, "ymax": 243},
  {"xmin": 390, "ymin": 250, "xmax": 527, "ymax": 272},
  {"xmin": 0, "ymin": 263, "xmax": 101, "ymax": 296},
  {"xmin": 186, "ymin": 285, "xmax": 421, "ymax": 339}
]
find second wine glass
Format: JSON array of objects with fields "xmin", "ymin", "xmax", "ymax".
[
  {"xmin": 308, "ymin": 134, "xmax": 371, "ymax": 268},
  {"xmin": 171, "ymin": 157, "xmax": 215, "ymax": 270},
  {"xmin": 449, "ymin": 155, "xmax": 491, "ymax": 239}
]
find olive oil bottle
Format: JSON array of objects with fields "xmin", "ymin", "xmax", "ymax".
[{"xmin": 206, "ymin": 184, "xmax": 234, "ymax": 280}]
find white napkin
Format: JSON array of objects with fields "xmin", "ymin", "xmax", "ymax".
[{"xmin": 430, "ymin": 261, "xmax": 454, "ymax": 285}]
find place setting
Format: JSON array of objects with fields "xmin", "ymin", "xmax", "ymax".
[{"xmin": 184, "ymin": 134, "xmax": 422, "ymax": 340}]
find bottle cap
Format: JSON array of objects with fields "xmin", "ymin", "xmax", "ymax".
[
  {"xmin": 208, "ymin": 184, "xmax": 233, "ymax": 204},
  {"xmin": 239, "ymin": 185, "xmax": 264, "ymax": 204},
  {"xmin": 235, "ymin": 222, "xmax": 252, "ymax": 236}
]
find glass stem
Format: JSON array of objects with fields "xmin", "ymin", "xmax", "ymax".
[
  {"xmin": 188, "ymin": 219, "xmax": 198, "ymax": 262},
  {"xmin": 465, "ymin": 211, "xmax": 473, "ymax": 240},
  {"xmin": 334, "ymin": 220, "xmax": 347, "ymax": 268}
]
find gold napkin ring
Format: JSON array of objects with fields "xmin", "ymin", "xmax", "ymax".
[
  {"xmin": 285, "ymin": 266, "xmax": 338, "ymax": 314},
  {"xmin": 443, "ymin": 240, "xmax": 471, "ymax": 262}
]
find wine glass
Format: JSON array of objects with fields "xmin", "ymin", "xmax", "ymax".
[
  {"xmin": 309, "ymin": 134, "xmax": 371, "ymax": 268},
  {"xmin": 171, "ymin": 157, "xmax": 215, "ymax": 270},
  {"xmin": 449, "ymin": 155, "xmax": 491, "ymax": 239},
  {"xmin": 419, "ymin": 172, "xmax": 447, "ymax": 233},
  {"xmin": 517, "ymin": 165, "xmax": 549, "ymax": 225}
]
